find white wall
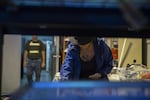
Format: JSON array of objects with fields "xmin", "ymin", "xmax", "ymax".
[
  {"xmin": 118, "ymin": 38, "xmax": 142, "ymax": 67},
  {"xmin": 147, "ymin": 39, "xmax": 150, "ymax": 66},
  {"xmin": 2, "ymin": 35, "xmax": 21, "ymax": 95}
]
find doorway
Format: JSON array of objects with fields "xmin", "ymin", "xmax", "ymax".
[{"xmin": 21, "ymin": 35, "xmax": 54, "ymax": 85}]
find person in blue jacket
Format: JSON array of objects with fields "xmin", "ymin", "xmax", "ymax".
[{"xmin": 60, "ymin": 37, "xmax": 113, "ymax": 81}]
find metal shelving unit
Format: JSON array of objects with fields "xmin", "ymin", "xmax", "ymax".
[{"xmin": 0, "ymin": 0, "xmax": 150, "ymax": 98}]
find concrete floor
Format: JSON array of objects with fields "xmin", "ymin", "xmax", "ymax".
[{"xmin": 21, "ymin": 70, "xmax": 52, "ymax": 86}]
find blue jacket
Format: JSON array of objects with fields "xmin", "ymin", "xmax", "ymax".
[{"xmin": 60, "ymin": 39, "xmax": 113, "ymax": 80}]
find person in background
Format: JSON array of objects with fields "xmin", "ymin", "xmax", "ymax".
[
  {"xmin": 23, "ymin": 35, "xmax": 46, "ymax": 83},
  {"xmin": 60, "ymin": 37, "xmax": 113, "ymax": 81}
]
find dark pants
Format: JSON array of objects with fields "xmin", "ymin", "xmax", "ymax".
[{"xmin": 27, "ymin": 59, "xmax": 41, "ymax": 84}]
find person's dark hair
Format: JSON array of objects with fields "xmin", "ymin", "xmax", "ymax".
[{"xmin": 74, "ymin": 37, "xmax": 95, "ymax": 45}]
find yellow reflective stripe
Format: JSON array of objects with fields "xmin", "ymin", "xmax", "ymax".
[
  {"xmin": 29, "ymin": 50, "xmax": 39, "ymax": 53},
  {"xmin": 29, "ymin": 42, "xmax": 40, "ymax": 46}
]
